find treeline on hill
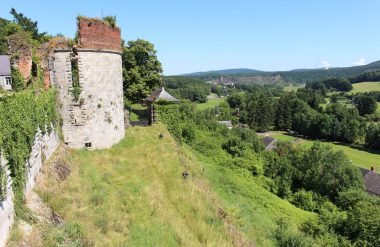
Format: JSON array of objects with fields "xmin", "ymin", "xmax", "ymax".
[
  {"xmin": 306, "ymin": 70, "xmax": 380, "ymax": 92},
  {"xmin": 155, "ymin": 102, "xmax": 379, "ymax": 247},
  {"xmin": 183, "ymin": 61, "xmax": 380, "ymax": 85},
  {"xmin": 226, "ymin": 84, "xmax": 380, "ymax": 149},
  {"xmin": 163, "ymin": 76, "xmax": 210, "ymax": 103}
]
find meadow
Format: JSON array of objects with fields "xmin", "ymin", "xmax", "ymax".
[
  {"xmin": 351, "ymin": 81, "xmax": 380, "ymax": 94},
  {"xmin": 196, "ymin": 97, "xmax": 226, "ymax": 110},
  {"xmin": 271, "ymin": 131, "xmax": 380, "ymax": 171}
]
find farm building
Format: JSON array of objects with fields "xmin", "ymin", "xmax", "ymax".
[{"xmin": 0, "ymin": 55, "xmax": 12, "ymax": 91}]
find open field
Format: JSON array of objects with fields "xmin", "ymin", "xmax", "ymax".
[
  {"xmin": 283, "ymin": 84, "xmax": 304, "ymax": 92},
  {"xmin": 351, "ymin": 81, "xmax": 380, "ymax": 94},
  {"xmin": 196, "ymin": 97, "xmax": 226, "ymax": 110},
  {"xmin": 271, "ymin": 131, "xmax": 380, "ymax": 171}
]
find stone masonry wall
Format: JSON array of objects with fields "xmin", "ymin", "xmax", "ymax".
[
  {"xmin": 0, "ymin": 154, "xmax": 14, "ymax": 247},
  {"xmin": 54, "ymin": 50, "xmax": 125, "ymax": 149},
  {"xmin": 78, "ymin": 18, "xmax": 121, "ymax": 52},
  {"xmin": 24, "ymin": 128, "xmax": 59, "ymax": 195},
  {"xmin": 0, "ymin": 128, "xmax": 58, "ymax": 247}
]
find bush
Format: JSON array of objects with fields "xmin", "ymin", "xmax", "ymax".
[
  {"xmin": 181, "ymin": 123, "xmax": 195, "ymax": 144},
  {"xmin": 291, "ymin": 190, "xmax": 317, "ymax": 212},
  {"xmin": 11, "ymin": 68, "xmax": 25, "ymax": 91},
  {"xmin": 275, "ymin": 219, "xmax": 314, "ymax": 247}
]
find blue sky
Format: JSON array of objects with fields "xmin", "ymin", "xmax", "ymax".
[{"xmin": 1, "ymin": 0, "xmax": 379, "ymax": 75}]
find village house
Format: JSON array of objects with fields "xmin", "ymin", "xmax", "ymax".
[
  {"xmin": 360, "ymin": 167, "xmax": 380, "ymax": 196},
  {"xmin": 0, "ymin": 55, "xmax": 12, "ymax": 91},
  {"xmin": 263, "ymin": 136, "xmax": 277, "ymax": 151}
]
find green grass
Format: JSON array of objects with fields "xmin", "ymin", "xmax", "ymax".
[
  {"xmin": 271, "ymin": 132, "xmax": 380, "ymax": 171},
  {"xmin": 192, "ymin": 147, "xmax": 316, "ymax": 246},
  {"xmin": 196, "ymin": 97, "xmax": 226, "ymax": 110},
  {"xmin": 283, "ymin": 84, "xmax": 304, "ymax": 92},
  {"xmin": 31, "ymin": 124, "xmax": 318, "ymax": 246},
  {"xmin": 129, "ymin": 103, "xmax": 148, "ymax": 121},
  {"xmin": 36, "ymin": 125, "xmax": 235, "ymax": 246},
  {"xmin": 131, "ymin": 103, "xmax": 148, "ymax": 110},
  {"xmin": 351, "ymin": 81, "xmax": 380, "ymax": 94}
]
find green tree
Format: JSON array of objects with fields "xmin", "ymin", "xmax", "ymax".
[
  {"xmin": 343, "ymin": 201, "xmax": 380, "ymax": 247},
  {"xmin": 122, "ymin": 39, "xmax": 163, "ymax": 102},
  {"xmin": 353, "ymin": 95, "xmax": 377, "ymax": 116},
  {"xmin": 10, "ymin": 8, "xmax": 46, "ymax": 40},
  {"xmin": 301, "ymin": 143, "xmax": 364, "ymax": 199}
]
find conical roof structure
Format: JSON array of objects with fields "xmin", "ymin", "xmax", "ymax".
[{"xmin": 146, "ymin": 87, "xmax": 179, "ymax": 102}]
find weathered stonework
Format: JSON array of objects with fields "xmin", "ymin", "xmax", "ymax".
[
  {"xmin": 7, "ymin": 32, "xmax": 33, "ymax": 81},
  {"xmin": 0, "ymin": 154, "xmax": 14, "ymax": 247},
  {"xmin": 52, "ymin": 17, "xmax": 125, "ymax": 149},
  {"xmin": 24, "ymin": 128, "xmax": 59, "ymax": 195},
  {"xmin": 53, "ymin": 49, "xmax": 125, "ymax": 149},
  {"xmin": 0, "ymin": 128, "xmax": 58, "ymax": 247}
]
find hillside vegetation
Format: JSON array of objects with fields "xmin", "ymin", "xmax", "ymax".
[
  {"xmin": 9, "ymin": 124, "xmax": 321, "ymax": 246},
  {"xmin": 20, "ymin": 125, "xmax": 235, "ymax": 246}
]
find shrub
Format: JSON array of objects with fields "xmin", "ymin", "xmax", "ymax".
[
  {"xmin": 11, "ymin": 68, "xmax": 25, "ymax": 91},
  {"xmin": 291, "ymin": 190, "xmax": 317, "ymax": 212},
  {"xmin": 275, "ymin": 219, "xmax": 314, "ymax": 247}
]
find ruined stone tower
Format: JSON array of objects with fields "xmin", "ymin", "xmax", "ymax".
[{"xmin": 52, "ymin": 17, "xmax": 125, "ymax": 149}]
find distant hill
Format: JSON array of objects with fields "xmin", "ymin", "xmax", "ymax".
[
  {"xmin": 180, "ymin": 60, "xmax": 380, "ymax": 85},
  {"xmin": 183, "ymin": 68, "xmax": 264, "ymax": 77}
]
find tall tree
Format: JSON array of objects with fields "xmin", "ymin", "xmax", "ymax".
[
  {"xmin": 9, "ymin": 8, "xmax": 46, "ymax": 40},
  {"xmin": 122, "ymin": 39, "xmax": 163, "ymax": 102},
  {"xmin": 353, "ymin": 95, "xmax": 377, "ymax": 116}
]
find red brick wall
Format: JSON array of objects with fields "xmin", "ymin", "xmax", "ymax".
[
  {"xmin": 43, "ymin": 69, "xmax": 50, "ymax": 90},
  {"xmin": 78, "ymin": 18, "xmax": 121, "ymax": 52},
  {"xmin": 17, "ymin": 54, "xmax": 32, "ymax": 81}
]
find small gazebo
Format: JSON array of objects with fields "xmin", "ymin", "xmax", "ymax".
[{"xmin": 146, "ymin": 87, "xmax": 179, "ymax": 124}]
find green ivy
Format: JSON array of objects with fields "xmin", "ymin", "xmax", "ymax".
[
  {"xmin": 0, "ymin": 165, "xmax": 6, "ymax": 201},
  {"xmin": 70, "ymin": 59, "xmax": 82, "ymax": 101},
  {"xmin": 11, "ymin": 68, "xmax": 25, "ymax": 92},
  {"xmin": 0, "ymin": 89, "xmax": 57, "ymax": 217}
]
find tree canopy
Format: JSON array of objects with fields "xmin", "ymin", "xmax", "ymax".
[{"xmin": 122, "ymin": 39, "xmax": 163, "ymax": 103}]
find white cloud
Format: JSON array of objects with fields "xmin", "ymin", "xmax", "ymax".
[
  {"xmin": 316, "ymin": 59, "xmax": 331, "ymax": 69},
  {"xmin": 353, "ymin": 58, "xmax": 367, "ymax": 66}
]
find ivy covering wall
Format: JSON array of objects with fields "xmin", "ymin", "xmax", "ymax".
[{"xmin": 0, "ymin": 89, "xmax": 57, "ymax": 215}]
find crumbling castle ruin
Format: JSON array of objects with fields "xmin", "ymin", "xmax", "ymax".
[{"xmin": 51, "ymin": 17, "xmax": 125, "ymax": 149}]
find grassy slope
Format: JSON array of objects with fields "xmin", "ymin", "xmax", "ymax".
[
  {"xmin": 37, "ymin": 125, "xmax": 234, "ymax": 246},
  {"xmin": 33, "ymin": 124, "xmax": 316, "ymax": 247},
  {"xmin": 351, "ymin": 81, "xmax": 380, "ymax": 94},
  {"xmin": 192, "ymin": 148, "xmax": 315, "ymax": 246},
  {"xmin": 196, "ymin": 97, "xmax": 226, "ymax": 110},
  {"xmin": 271, "ymin": 131, "xmax": 380, "ymax": 171}
]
